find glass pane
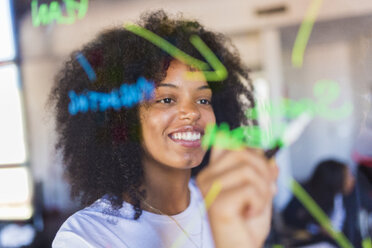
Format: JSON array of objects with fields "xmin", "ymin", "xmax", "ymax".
[
  {"xmin": 0, "ymin": 64, "xmax": 27, "ymax": 165},
  {"xmin": 0, "ymin": 0, "xmax": 15, "ymax": 61},
  {"xmin": 0, "ymin": 166, "xmax": 33, "ymax": 220}
]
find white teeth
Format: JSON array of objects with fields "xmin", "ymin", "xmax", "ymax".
[{"xmin": 171, "ymin": 132, "xmax": 201, "ymax": 141}]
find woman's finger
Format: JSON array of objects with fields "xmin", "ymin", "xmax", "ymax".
[
  {"xmin": 207, "ymin": 149, "xmax": 272, "ymax": 184},
  {"xmin": 202, "ymin": 162, "xmax": 272, "ymax": 202},
  {"xmin": 208, "ymin": 181, "xmax": 269, "ymax": 219}
]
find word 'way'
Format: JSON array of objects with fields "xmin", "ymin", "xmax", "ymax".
[{"xmin": 31, "ymin": 0, "xmax": 88, "ymax": 27}]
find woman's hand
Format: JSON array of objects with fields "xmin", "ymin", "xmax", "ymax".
[{"xmin": 196, "ymin": 147, "xmax": 278, "ymax": 248}]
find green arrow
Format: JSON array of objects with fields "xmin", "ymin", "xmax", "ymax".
[{"xmin": 123, "ymin": 23, "xmax": 228, "ymax": 82}]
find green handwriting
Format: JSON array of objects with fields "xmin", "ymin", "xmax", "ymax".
[
  {"xmin": 31, "ymin": 0, "xmax": 88, "ymax": 27},
  {"xmin": 202, "ymin": 81, "xmax": 352, "ymax": 151},
  {"xmin": 202, "ymin": 122, "xmax": 286, "ymax": 150},
  {"xmin": 246, "ymin": 80, "xmax": 353, "ymax": 122}
]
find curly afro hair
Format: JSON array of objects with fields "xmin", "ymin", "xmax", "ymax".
[{"xmin": 49, "ymin": 10, "xmax": 255, "ymax": 219}]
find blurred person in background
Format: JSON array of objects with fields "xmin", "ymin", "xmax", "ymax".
[
  {"xmin": 352, "ymin": 99, "xmax": 372, "ymax": 244},
  {"xmin": 355, "ymin": 158, "xmax": 372, "ymax": 245},
  {"xmin": 282, "ymin": 159, "xmax": 356, "ymax": 247},
  {"xmin": 49, "ymin": 10, "xmax": 278, "ymax": 248},
  {"xmin": 353, "ymin": 129, "xmax": 372, "ymax": 212}
]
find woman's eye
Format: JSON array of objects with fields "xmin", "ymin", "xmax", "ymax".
[
  {"xmin": 157, "ymin": 98, "xmax": 174, "ymax": 104},
  {"xmin": 197, "ymin": 99, "xmax": 211, "ymax": 105}
]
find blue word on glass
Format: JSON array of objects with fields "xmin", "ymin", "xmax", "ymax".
[{"xmin": 68, "ymin": 77, "xmax": 155, "ymax": 115}]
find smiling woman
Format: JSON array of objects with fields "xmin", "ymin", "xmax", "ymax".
[
  {"xmin": 139, "ymin": 61, "xmax": 215, "ymax": 170},
  {"xmin": 49, "ymin": 10, "xmax": 277, "ymax": 248}
]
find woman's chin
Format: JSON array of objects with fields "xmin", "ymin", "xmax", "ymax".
[{"xmin": 166, "ymin": 156, "xmax": 203, "ymax": 170}]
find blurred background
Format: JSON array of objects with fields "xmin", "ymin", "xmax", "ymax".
[{"xmin": 0, "ymin": 0, "xmax": 372, "ymax": 247}]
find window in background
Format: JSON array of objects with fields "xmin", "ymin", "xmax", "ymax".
[
  {"xmin": 0, "ymin": 167, "xmax": 33, "ymax": 220},
  {"xmin": 0, "ymin": 0, "xmax": 15, "ymax": 62},
  {"xmin": 0, "ymin": 0, "xmax": 32, "ymax": 221},
  {"xmin": 0, "ymin": 64, "xmax": 27, "ymax": 165}
]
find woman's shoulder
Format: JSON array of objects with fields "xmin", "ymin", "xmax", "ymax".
[
  {"xmin": 52, "ymin": 197, "xmax": 135, "ymax": 248},
  {"xmin": 60, "ymin": 196, "xmax": 136, "ymax": 227},
  {"xmin": 52, "ymin": 209, "xmax": 107, "ymax": 248}
]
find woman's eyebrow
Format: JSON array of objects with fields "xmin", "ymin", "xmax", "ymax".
[
  {"xmin": 157, "ymin": 84, "xmax": 210, "ymax": 90},
  {"xmin": 157, "ymin": 83, "xmax": 177, "ymax": 88},
  {"xmin": 197, "ymin": 85, "xmax": 210, "ymax": 90}
]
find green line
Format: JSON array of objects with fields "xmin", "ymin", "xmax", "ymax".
[
  {"xmin": 188, "ymin": 35, "xmax": 228, "ymax": 81},
  {"xmin": 124, "ymin": 23, "xmax": 210, "ymax": 71},
  {"xmin": 292, "ymin": 0, "xmax": 323, "ymax": 67},
  {"xmin": 272, "ymin": 245, "xmax": 284, "ymax": 248},
  {"xmin": 204, "ymin": 181, "xmax": 223, "ymax": 209},
  {"xmin": 363, "ymin": 238, "xmax": 372, "ymax": 248},
  {"xmin": 290, "ymin": 178, "xmax": 353, "ymax": 248}
]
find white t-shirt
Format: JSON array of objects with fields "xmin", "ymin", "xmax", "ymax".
[
  {"xmin": 329, "ymin": 193, "xmax": 345, "ymax": 232},
  {"xmin": 52, "ymin": 180, "xmax": 215, "ymax": 248}
]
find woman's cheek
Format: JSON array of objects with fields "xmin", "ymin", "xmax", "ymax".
[{"xmin": 202, "ymin": 106, "xmax": 216, "ymax": 123}]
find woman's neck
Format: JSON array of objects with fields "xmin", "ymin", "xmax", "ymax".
[{"xmin": 141, "ymin": 156, "xmax": 192, "ymax": 215}]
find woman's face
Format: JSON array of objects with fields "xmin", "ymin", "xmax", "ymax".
[{"xmin": 139, "ymin": 60, "xmax": 216, "ymax": 169}]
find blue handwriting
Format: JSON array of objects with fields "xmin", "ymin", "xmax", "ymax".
[{"xmin": 68, "ymin": 77, "xmax": 155, "ymax": 115}]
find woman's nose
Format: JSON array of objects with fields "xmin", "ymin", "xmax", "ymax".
[{"xmin": 178, "ymin": 102, "xmax": 201, "ymax": 122}]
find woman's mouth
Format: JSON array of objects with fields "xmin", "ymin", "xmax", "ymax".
[{"xmin": 168, "ymin": 131, "xmax": 202, "ymax": 148}]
